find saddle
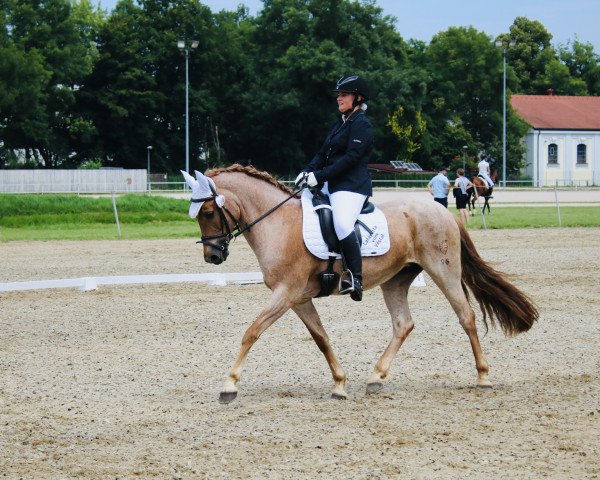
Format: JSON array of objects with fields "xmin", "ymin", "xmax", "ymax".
[
  {"xmin": 310, "ymin": 188, "xmax": 374, "ymax": 254},
  {"xmin": 477, "ymin": 174, "xmax": 494, "ymax": 192},
  {"xmin": 309, "ymin": 188, "xmax": 375, "ymax": 298}
]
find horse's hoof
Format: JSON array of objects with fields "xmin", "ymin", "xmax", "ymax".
[
  {"xmin": 219, "ymin": 391, "xmax": 238, "ymax": 404},
  {"xmin": 331, "ymin": 392, "xmax": 347, "ymax": 400},
  {"xmin": 477, "ymin": 380, "xmax": 493, "ymax": 389},
  {"xmin": 366, "ymin": 382, "xmax": 383, "ymax": 395}
]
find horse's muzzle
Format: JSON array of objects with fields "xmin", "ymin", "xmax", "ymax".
[
  {"xmin": 206, "ymin": 252, "xmax": 225, "ymax": 265},
  {"xmin": 204, "ymin": 244, "xmax": 229, "ymax": 265}
]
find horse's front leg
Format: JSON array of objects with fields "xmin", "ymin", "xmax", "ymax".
[
  {"xmin": 292, "ymin": 300, "xmax": 348, "ymax": 399},
  {"xmin": 219, "ymin": 288, "xmax": 292, "ymax": 404}
]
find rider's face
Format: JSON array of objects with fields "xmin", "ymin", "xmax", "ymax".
[{"xmin": 337, "ymin": 92, "xmax": 356, "ymax": 112}]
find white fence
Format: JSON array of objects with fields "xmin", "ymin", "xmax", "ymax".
[
  {"xmin": 0, "ymin": 169, "xmax": 147, "ymax": 193},
  {"xmin": 2, "ymin": 172, "xmax": 597, "ymax": 194}
]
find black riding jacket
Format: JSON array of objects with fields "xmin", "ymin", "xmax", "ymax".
[{"xmin": 304, "ymin": 109, "xmax": 373, "ymax": 196}]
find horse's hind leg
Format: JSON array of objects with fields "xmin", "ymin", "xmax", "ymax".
[
  {"xmin": 366, "ymin": 267, "xmax": 419, "ymax": 394},
  {"xmin": 292, "ymin": 300, "xmax": 348, "ymax": 399},
  {"xmin": 425, "ymin": 264, "xmax": 491, "ymax": 388}
]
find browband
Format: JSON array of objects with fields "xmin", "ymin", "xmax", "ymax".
[{"xmin": 191, "ymin": 196, "xmax": 215, "ymax": 203}]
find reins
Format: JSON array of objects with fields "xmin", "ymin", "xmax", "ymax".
[{"xmin": 195, "ymin": 183, "xmax": 304, "ymax": 251}]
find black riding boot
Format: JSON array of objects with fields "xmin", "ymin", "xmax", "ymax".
[{"xmin": 339, "ymin": 232, "xmax": 363, "ymax": 302}]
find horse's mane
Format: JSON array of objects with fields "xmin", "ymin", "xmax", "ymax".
[{"xmin": 205, "ymin": 164, "xmax": 294, "ymax": 195}]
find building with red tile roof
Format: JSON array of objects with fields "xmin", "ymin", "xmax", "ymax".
[{"xmin": 511, "ymin": 94, "xmax": 599, "ymax": 186}]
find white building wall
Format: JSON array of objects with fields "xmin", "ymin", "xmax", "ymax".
[
  {"xmin": 525, "ymin": 129, "xmax": 599, "ymax": 186},
  {"xmin": 0, "ymin": 169, "xmax": 147, "ymax": 193}
]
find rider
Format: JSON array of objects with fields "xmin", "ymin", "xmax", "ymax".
[
  {"xmin": 478, "ymin": 154, "xmax": 495, "ymax": 188},
  {"xmin": 295, "ymin": 75, "xmax": 374, "ymax": 302}
]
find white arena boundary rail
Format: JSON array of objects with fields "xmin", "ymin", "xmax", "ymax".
[{"xmin": 0, "ymin": 272, "xmax": 425, "ymax": 293}]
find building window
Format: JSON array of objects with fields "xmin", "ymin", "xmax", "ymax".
[
  {"xmin": 548, "ymin": 143, "xmax": 558, "ymax": 164},
  {"xmin": 577, "ymin": 144, "xmax": 587, "ymax": 164}
]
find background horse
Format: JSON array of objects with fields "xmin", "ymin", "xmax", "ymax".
[
  {"xmin": 468, "ymin": 167, "xmax": 499, "ymax": 215},
  {"xmin": 184, "ymin": 164, "xmax": 537, "ymax": 404}
]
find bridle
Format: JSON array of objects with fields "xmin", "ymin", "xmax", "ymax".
[{"xmin": 194, "ymin": 181, "xmax": 303, "ymax": 255}]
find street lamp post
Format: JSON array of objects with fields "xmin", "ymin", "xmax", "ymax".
[
  {"xmin": 177, "ymin": 39, "xmax": 199, "ymax": 177},
  {"xmin": 147, "ymin": 145, "xmax": 152, "ymax": 192},
  {"xmin": 462, "ymin": 145, "xmax": 468, "ymax": 172},
  {"xmin": 495, "ymin": 39, "xmax": 516, "ymax": 187}
]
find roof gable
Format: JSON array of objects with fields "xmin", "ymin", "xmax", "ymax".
[{"xmin": 511, "ymin": 94, "xmax": 600, "ymax": 130}]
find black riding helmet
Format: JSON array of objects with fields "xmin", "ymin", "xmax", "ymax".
[{"xmin": 333, "ymin": 75, "xmax": 369, "ymax": 101}]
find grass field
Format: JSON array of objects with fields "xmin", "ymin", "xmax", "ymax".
[
  {"xmin": 1, "ymin": 194, "xmax": 599, "ymax": 242},
  {"xmin": 454, "ymin": 205, "xmax": 600, "ymax": 229}
]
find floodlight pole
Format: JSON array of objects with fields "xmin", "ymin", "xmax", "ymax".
[
  {"xmin": 495, "ymin": 39, "xmax": 516, "ymax": 187},
  {"xmin": 462, "ymin": 145, "xmax": 468, "ymax": 172},
  {"xmin": 177, "ymin": 40, "xmax": 199, "ymax": 178}
]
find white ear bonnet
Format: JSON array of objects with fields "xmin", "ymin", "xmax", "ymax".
[{"xmin": 181, "ymin": 170, "xmax": 226, "ymax": 219}]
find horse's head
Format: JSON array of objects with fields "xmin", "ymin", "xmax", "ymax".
[
  {"xmin": 182, "ymin": 170, "xmax": 240, "ymax": 265},
  {"xmin": 490, "ymin": 167, "xmax": 499, "ymax": 183}
]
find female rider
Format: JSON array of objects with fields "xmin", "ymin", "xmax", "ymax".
[{"xmin": 295, "ymin": 75, "xmax": 373, "ymax": 301}]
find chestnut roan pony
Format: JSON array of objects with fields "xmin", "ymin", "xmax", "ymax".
[{"xmin": 183, "ymin": 164, "xmax": 538, "ymax": 404}]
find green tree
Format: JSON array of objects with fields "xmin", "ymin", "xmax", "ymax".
[
  {"xmin": 421, "ymin": 27, "xmax": 498, "ymax": 168},
  {"xmin": 78, "ymin": 0, "xmax": 166, "ymax": 168},
  {"xmin": 0, "ymin": 42, "xmax": 51, "ymax": 167},
  {"xmin": 80, "ymin": 0, "xmax": 252, "ymax": 173},
  {"xmin": 5, "ymin": 0, "xmax": 100, "ymax": 166},
  {"xmin": 229, "ymin": 0, "xmax": 417, "ymax": 174},
  {"xmin": 418, "ymin": 26, "xmax": 530, "ymax": 176},
  {"xmin": 537, "ymin": 57, "xmax": 587, "ymax": 95},
  {"xmin": 386, "ymin": 106, "xmax": 426, "ymax": 159},
  {"xmin": 559, "ymin": 39, "xmax": 600, "ymax": 95}
]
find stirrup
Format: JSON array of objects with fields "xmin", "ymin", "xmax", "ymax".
[{"xmin": 339, "ymin": 269, "xmax": 355, "ymax": 295}]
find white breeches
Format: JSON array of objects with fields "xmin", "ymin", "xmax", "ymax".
[
  {"xmin": 479, "ymin": 173, "xmax": 494, "ymax": 187},
  {"xmin": 322, "ymin": 183, "xmax": 367, "ymax": 239}
]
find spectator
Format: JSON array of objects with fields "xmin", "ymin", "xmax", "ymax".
[
  {"xmin": 427, "ymin": 166, "xmax": 450, "ymax": 208},
  {"xmin": 454, "ymin": 168, "xmax": 474, "ymax": 225}
]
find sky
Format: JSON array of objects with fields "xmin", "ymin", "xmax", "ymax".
[{"xmin": 96, "ymin": 0, "xmax": 600, "ymax": 52}]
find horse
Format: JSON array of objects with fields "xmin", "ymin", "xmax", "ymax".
[
  {"xmin": 183, "ymin": 164, "xmax": 538, "ymax": 404},
  {"xmin": 468, "ymin": 168, "xmax": 499, "ymax": 215}
]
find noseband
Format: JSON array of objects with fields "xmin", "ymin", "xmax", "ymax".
[{"xmin": 194, "ymin": 190, "xmax": 242, "ymax": 254}]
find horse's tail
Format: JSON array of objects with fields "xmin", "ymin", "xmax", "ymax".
[{"xmin": 457, "ymin": 221, "xmax": 538, "ymax": 336}]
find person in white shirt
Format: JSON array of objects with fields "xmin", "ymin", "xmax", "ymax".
[{"xmin": 478, "ymin": 156, "xmax": 494, "ymax": 188}]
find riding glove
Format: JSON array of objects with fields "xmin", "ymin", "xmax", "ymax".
[
  {"xmin": 294, "ymin": 172, "xmax": 307, "ymax": 187},
  {"xmin": 305, "ymin": 172, "xmax": 318, "ymax": 187},
  {"xmin": 295, "ymin": 172, "xmax": 318, "ymax": 188}
]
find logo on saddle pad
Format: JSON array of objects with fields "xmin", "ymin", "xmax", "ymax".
[{"xmin": 300, "ymin": 190, "xmax": 390, "ymax": 260}]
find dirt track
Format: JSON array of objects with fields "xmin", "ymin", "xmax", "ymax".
[{"xmin": 1, "ymin": 228, "xmax": 599, "ymax": 479}]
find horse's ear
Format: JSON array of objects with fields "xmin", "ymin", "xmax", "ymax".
[
  {"xmin": 181, "ymin": 170, "xmax": 198, "ymax": 190},
  {"xmin": 181, "ymin": 170, "xmax": 203, "ymax": 219}
]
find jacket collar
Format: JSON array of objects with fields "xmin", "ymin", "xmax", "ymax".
[{"xmin": 341, "ymin": 108, "xmax": 365, "ymax": 123}]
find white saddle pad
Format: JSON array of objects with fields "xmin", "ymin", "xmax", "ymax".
[{"xmin": 301, "ymin": 189, "xmax": 390, "ymax": 260}]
